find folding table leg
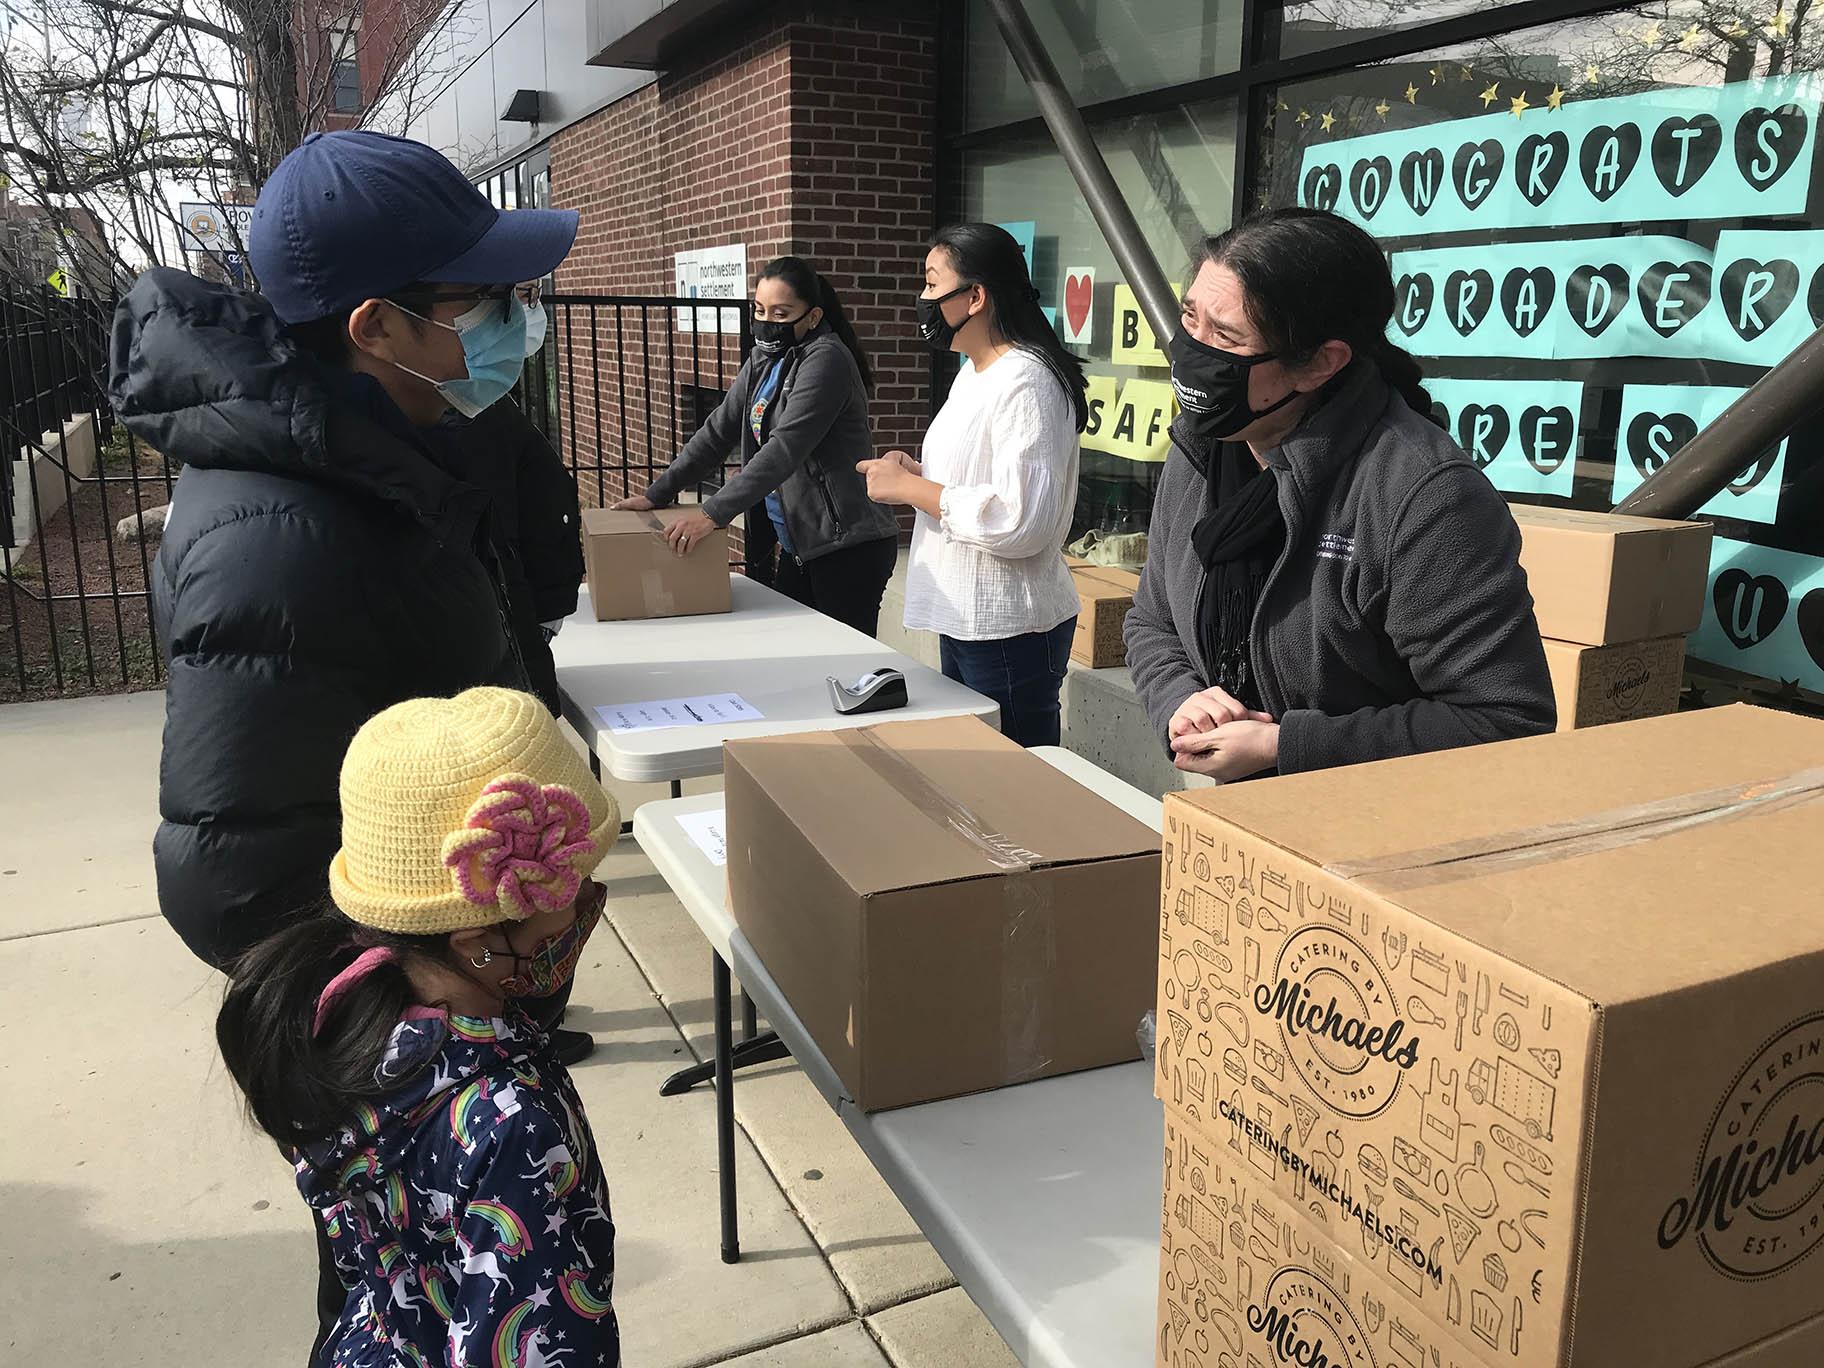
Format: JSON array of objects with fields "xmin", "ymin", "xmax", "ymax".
[{"xmin": 712, "ymin": 951, "xmax": 740, "ymax": 1263}]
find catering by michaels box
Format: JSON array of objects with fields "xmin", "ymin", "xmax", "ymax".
[
  {"xmin": 1156, "ymin": 1107, "xmax": 1824, "ymax": 1368},
  {"xmin": 1153, "ymin": 705, "xmax": 1824, "ymax": 1368}
]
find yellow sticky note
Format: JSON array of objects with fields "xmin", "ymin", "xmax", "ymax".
[
  {"xmin": 1082, "ymin": 374, "xmax": 1120, "ymax": 453},
  {"xmin": 1110, "ymin": 284, "xmax": 1168, "ymax": 368}
]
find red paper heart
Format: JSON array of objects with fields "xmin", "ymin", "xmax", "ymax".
[{"xmin": 1064, "ymin": 272, "xmax": 1093, "ymax": 336}]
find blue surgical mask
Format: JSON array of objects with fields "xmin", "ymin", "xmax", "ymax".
[{"xmin": 391, "ymin": 293, "xmax": 534, "ymax": 418}]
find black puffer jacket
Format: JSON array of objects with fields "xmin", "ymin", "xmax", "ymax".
[
  {"xmin": 431, "ymin": 401, "xmax": 583, "ymax": 715},
  {"xmin": 111, "ymin": 268, "xmax": 524, "ymax": 968}
]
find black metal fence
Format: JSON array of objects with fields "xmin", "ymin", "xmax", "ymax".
[{"xmin": 0, "ymin": 286, "xmax": 752, "ymax": 702}]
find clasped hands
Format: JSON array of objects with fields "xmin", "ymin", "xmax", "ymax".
[{"xmin": 1169, "ymin": 686, "xmax": 1279, "ymax": 782}]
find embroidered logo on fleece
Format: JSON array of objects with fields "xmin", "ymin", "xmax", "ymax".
[{"xmin": 1316, "ymin": 532, "xmax": 1356, "ymax": 563}]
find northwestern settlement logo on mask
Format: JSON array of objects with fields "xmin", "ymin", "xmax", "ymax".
[
  {"xmin": 1257, "ymin": 923, "xmax": 1420, "ymax": 1119},
  {"xmin": 1246, "ymin": 1268, "xmax": 1376, "ymax": 1368},
  {"xmin": 1658, "ymin": 1011, "xmax": 1824, "ymax": 1280}
]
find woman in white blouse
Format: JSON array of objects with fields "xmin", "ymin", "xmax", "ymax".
[{"xmin": 857, "ymin": 222, "xmax": 1088, "ymax": 746}]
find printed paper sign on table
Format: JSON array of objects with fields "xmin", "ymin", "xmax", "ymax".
[
  {"xmin": 596, "ymin": 694, "xmax": 763, "ymax": 733},
  {"xmin": 676, "ymin": 808, "xmax": 727, "ymax": 866}
]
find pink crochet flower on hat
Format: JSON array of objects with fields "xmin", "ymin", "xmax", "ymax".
[{"xmin": 441, "ymin": 775, "xmax": 598, "ymax": 918}]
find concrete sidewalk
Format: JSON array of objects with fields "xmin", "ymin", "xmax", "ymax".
[{"xmin": 0, "ymin": 690, "xmax": 1018, "ymax": 1366}]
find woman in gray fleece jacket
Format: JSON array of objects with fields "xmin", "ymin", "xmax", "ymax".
[{"xmin": 1124, "ymin": 209, "xmax": 1555, "ymax": 781}]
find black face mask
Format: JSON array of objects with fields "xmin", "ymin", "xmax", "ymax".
[
  {"xmin": 752, "ymin": 311, "xmax": 810, "ymax": 357},
  {"xmin": 915, "ymin": 285, "xmax": 971, "ymax": 352},
  {"xmin": 1168, "ymin": 327, "xmax": 1300, "ymax": 441}
]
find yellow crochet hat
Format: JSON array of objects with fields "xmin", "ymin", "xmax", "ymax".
[{"xmin": 328, "ymin": 688, "xmax": 619, "ymax": 935}]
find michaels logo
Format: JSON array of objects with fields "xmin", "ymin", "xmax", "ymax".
[
  {"xmin": 1248, "ymin": 1303, "xmax": 1337, "ymax": 1367},
  {"xmin": 1258, "ymin": 924, "xmax": 1418, "ymax": 1119}
]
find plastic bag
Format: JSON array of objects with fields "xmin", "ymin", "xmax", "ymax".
[
  {"xmin": 1137, "ymin": 1008, "xmax": 1157, "ymax": 1063},
  {"xmin": 1066, "ymin": 528, "xmax": 1149, "ymax": 570}
]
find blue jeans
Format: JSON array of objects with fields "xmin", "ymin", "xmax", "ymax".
[{"xmin": 939, "ymin": 618, "xmax": 1076, "ymax": 748}]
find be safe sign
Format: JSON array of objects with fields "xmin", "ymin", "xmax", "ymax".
[{"xmin": 1301, "ymin": 76, "xmax": 1818, "ymax": 238}]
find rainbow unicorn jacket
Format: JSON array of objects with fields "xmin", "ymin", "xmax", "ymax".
[{"xmin": 295, "ymin": 1010, "xmax": 618, "ymax": 1368}]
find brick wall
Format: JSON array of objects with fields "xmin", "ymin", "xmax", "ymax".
[{"xmin": 549, "ymin": 0, "xmax": 937, "ymax": 546}]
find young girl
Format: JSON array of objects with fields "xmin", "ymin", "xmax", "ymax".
[
  {"xmin": 217, "ymin": 687, "xmax": 622, "ymax": 1367},
  {"xmin": 856, "ymin": 223, "xmax": 1089, "ymax": 747}
]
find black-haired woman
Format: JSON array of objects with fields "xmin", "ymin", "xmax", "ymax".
[
  {"xmin": 1125, "ymin": 207, "xmax": 1554, "ymax": 783},
  {"xmin": 858, "ymin": 223, "xmax": 1089, "ymax": 748},
  {"xmin": 615, "ymin": 256, "xmax": 900, "ymax": 636}
]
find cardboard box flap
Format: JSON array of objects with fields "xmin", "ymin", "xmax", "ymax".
[
  {"xmin": 1509, "ymin": 505, "xmax": 1706, "ymax": 536},
  {"xmin": 581, "ymin": 506, "xmax": 681, "ymax": 537},
  {"xmin": 1175, "ymin": 706, "xmax": 1824, "ymax": 1002},
  {"xmin": 726, "ymin": 715, "xmax": 1158, "ymax": 896}
]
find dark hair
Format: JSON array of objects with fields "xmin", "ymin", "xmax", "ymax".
[
  {"xmin": 932, "ymin": 223, "xmax": 1089, "ymax": 432},
  {"xmin": 757, "ymin": 256, "xmax": 874, "ymax": 394},
  {"xmin": 216, "ymin": 903, "xmax": 460, "ymax": 1145},
  {"xmin": 1196, "ymin": 207, "xmax": 1435, "ymax": 423},
  {"xmin": 282, "ymin": 286, "xmax": 433, "ymax": 365}
]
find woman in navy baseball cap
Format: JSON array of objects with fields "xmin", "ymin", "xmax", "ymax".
[{"xmin": 108, "ymin": 131, "xmax": 594, "ymax": 1362}]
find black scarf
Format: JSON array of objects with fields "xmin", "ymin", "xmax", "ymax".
[{"xmin": 1190, "ymin": 440, "xmax": 1286, "ymax": 713}]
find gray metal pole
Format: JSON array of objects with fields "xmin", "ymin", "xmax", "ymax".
[
  {"xmin": 982, "ymin": 0, "xmax": 1181, "ymax": 346},
  {"xmin": 1614, "ymin": 324, "xmax": 1824, "ymax": 519}
]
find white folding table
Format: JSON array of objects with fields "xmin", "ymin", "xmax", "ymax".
[
  {"xmin": 633, "ymin": 747, "xmax": 1165, "ymax": 1368},
  {"xmin": 553, "ymin": 572, "xmax": 1002, "ymax": 1218},
  {"xmin": 551, "ymin": 574, "xmax": 999, "ymax": 783}
]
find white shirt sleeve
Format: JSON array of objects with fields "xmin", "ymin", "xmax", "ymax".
[{"xmin": 937, "ymin": 373, "xmax": 1074, "ymax": 559}]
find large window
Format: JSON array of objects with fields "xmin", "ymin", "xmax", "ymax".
[
  {"xmin": 951, "ymin": 0, "xmax": 1824, "ymax": 705},
  {"xmin": 329, "ymin": 23, "xmax": 362, "ymax": 115}
]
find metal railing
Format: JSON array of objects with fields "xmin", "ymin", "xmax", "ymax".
[{"xmin": 0, "ymin": 286, "xmax": 753, "ymax": 702}]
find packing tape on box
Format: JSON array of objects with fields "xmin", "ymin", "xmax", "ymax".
[
  {"xmin": 837, "ymin": 727, "xmax": 1057, "ymax": 1082},
  {"xmin": 1327, "ymin": 767, "xmax": 1824, "ymax": 892},
  {"xmin": 638, "ymin": 569, "xmax": 675, "ymax": 617}
]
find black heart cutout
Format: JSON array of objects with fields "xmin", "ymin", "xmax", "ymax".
[
  {"xmin": 1456, "ymin": 404, "xmax": 1510, "ymax": 467},
  {"xmin": 1452, "ymin": 139, "xmax": 1505, "ymax": 211},
  {"xmin": 1734, "ymin": 104, "xmax": 1809, "ymax": 191},
  {"xmin": 1578, "ymin": 124, "xmax": 1643, "ymax": 202},
  {"xmin": 1651, "ymin": 114, "xmax": 1722, "ymax": 195},
  {"xmin": 1394, "ymin": 273, "xmax": 1435, "ymax": 337},
  {"xmin": 1714, "ymin": 568, "xmax": 1788, "ymax": 650},
  {"xmin": 1399, "ymin": 148, "xmax": 1446, "ymax": 216},
  {"xmin": 1444, "ymin": 269, "xmax": 1494, "ymax": 337},
  {"xmin": 1719, "ymin": 258, "xmax": 1800, "ymax": 340},
  {"xmin": 1626, "ymin": 410, "xmax": 1697, "ymax": 478},
  {"xmin": 1429, "ymin": 401, "xmax": 1450, "ymax": 429},
  {"xmin": 1726, "ymin": 444, "xmax": 1782, "ymax": 497},
  {"xmin": 1302, "ymin": 163, "xmax": 1342, "ymax": 212},
  {"xmin": 1514, "ymin": 131, "xmax": 1570, "ymax": 207},
  {"xmin": 1635, "ymin": 260, "xmax": 1713, "ymax": 339},
  {"xmin": 1499, "ymin": 266, "xmax": 1557, "ymax": 339},
  {"xmin": 1350, "ymin": 155, "xmax": 1393, "ymax": 220},
  {"xmin": 1565, "ymin": 263, "xmax": 1631, "ymax": 337},
  {"xmin": 1809, "ymin": 264, "xmax": 1824, "ymax": 328},
  {"xmin": 1797, "ymin": 588, "xmax": 1824, "ymax": 671},
  {"xmin": 1519, "ymin": 405, "xmax": 1575, "ymax": 474}
]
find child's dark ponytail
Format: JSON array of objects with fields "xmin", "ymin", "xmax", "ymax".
[{"xmin": 217, "ymin": 905, "xmax": 447, "ymax": 1146}]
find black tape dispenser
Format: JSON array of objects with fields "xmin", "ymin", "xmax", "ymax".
[{"xmin": 828, "ymin": 666, "xmax": 908, "ymax": 715}]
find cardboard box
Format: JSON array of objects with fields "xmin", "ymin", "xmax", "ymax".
[
  {"xmin": 1509, "ymin": 505, "xmax": 1711, "ymax": 645},
  {"xmin": 1154, "ymin": 705, "xmax": 1824, "ymax": 1368},
  {"xmin": 580, "ymin": 506, "xmax": 731, "ymax": 620},
  {"xmin": 724, "ymin": 714, "xmax": 1160, "ymax": 1111},
  {"xmin": 1067, "ymin": 558, "xmax": 1142, "ymax": 669},
  {"xmin": 1542, "ymin": 635, "xmax": 1686, "ymax": 730},
  {"xmin": 1156, "ymin": 1105, "xmax": 1824, "ymax": 1368}
]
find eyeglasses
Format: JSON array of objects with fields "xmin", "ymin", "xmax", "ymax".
[{"xmin": 390, "ymin": 281, "xmax": 542, "ymax": 325}]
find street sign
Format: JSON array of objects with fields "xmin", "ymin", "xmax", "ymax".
[
  {"xmin": 46, "ymin": 268, "xmax": 69, "ymax": 296},
  {"xmin": 178, "ymin": 201, "xmax": 254, "ymax": 252}
]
